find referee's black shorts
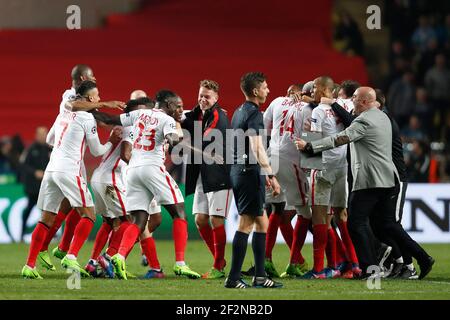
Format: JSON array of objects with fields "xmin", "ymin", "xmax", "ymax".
[{"xmin": 230, "ymin": 165, "xmax": 265, "ymax": 216}]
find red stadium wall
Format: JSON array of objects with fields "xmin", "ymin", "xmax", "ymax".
[{"xmin": 0, "ymin": 0, "xmax": 368, "ymax": 144}]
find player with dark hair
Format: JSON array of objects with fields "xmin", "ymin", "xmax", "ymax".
[
  {"xmin": 225, "ymin": 72, "xmax": 282, "ymax": 288},
  {"xmin": 22, "ymin": 81, "xmax": 121, "ymax": 279},
  {"xmin": 92, "ymin": 89, "xmax": 201, "ymax": 280},
  {"xmin": 36, "ymin": 66, "xmax": 124, "ymax": 271}
]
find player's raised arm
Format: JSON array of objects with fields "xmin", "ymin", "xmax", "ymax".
[
  {"xmin": 65, "ymin": 100, "xmax": 125, "ymax": 112},
  {"xmin": 91, "ymin": 110, "xmax": 122, "ymax": 126}
]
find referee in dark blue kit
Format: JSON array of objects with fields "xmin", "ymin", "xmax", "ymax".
[{"xmin": 224, "ymin": 72, "xmax": 283, "ymax": 289}]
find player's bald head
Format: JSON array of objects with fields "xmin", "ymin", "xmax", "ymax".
[
  {"xmin": 314, "ymin": 76, "xmax": 334, "ymax": 90},
  {"xmin": 71, "ymin": 64, "xmax": 95, "ymax": 89},
  {"xmin": 130, "ymin": 90, "xmax": 147, "ymax": 100},
  {"xmin": 71, "ymin": 64, "xmax": 93, "ymax": 81},
  {"xmin": 313, "ymin": 76, "xmax": 334, "ymax": 102}
]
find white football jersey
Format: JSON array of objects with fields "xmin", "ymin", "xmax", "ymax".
[
  {"xmin": 310, "ymin": 103, "xmax": 347, "ymax": 169},
  {"xmin": 59, "ymin": 88, "xmax": 76, "ymax": 114},
  {"xmin": 46, "ymin": 110, "xmax": 111, "ymax": 175},
  {"xmin": 120, "ymin": 109, "xmax": 177, "ymax": 168},
  {"xmin": 91, "ymin": 126, "xmax": 132, "ymax": 186},
  {"xmin": 264, "ymin": 97, "xmax": 307, "ymax": 163},
  {"xmin": 335, "ymin": 98, "xmax": 355, "ymax": 113}
]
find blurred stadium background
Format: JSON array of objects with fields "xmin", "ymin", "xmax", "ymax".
[{"xmin": 0, "ymin": 0, "xmax": 449, "ymax": 244}]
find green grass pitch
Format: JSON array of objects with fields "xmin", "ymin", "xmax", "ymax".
[{"xmin": 1, "ymin": 241, "xmax": 450, "ymax": 300}]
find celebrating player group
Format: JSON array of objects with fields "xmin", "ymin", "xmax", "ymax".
[{"xmin": 21, "ymin": 64, "xmax": 434, "ymax": 289}]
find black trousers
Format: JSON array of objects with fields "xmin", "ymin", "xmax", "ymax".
[
  {"xmin": 348, "ymin": 187, "xmax": 396, "ymax": 272},
  {"xmin": 22, "ymin": 193, "xmax": 38, "ymax": 240},
  {"xmin": 370, "ymin": 183, "xmax": 429, "ymax": 265}
]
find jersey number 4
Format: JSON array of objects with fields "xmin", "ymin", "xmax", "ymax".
[
  {"xmin": 134, "ymin": 122, "xmax": 156, "ymax": 151},
  {"xmin": 279, "ymin": 110, "xmax": 294, "ymax": 137}
]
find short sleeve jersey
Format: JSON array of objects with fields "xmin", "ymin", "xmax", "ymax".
[
  {"xmin": 310, "ymin": 103, "xmax": 349, "ymax": 169},
  {"xmin": 91, "ymin": 126, "xmax": 132, "ymax": 186},
  {"xmin": 120, "ymin": 109, "xmax": 177, "ymax": 168},
  {"xmin": 264, "ymin": 97, "xmax": 305, "ymax": 163},
  {"xmin": 231, "ymin": 101, "xmax": 264, "ymax": 166},
  {"xmin": 46, "ymin": 110, "xmax": 99, "ymax": 175},
  {"xmin": 59, "ymin": 88, "xmax": 76, "ymax": 114}
]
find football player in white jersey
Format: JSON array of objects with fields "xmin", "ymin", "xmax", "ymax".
[
  {"xmin": 261, "ymin": 85, "xmax": 311, "ymax": 278},
  {"xmin": 22, "ymin": 81, "xmax": 121, "ymax": 279},
  {"xmin": 319, "ymin": 80, "xmax": 362, "ymax": 278},
  {"xmin": 85, "ymin": 97, "xmax": 160, "ymax": 278},
  {"xmin": 37, "ymin": 65, "xmax": 125, "ymax": 271},
  {"xmin": 93, "ymin": 89, "xmax": 201, "ymax": 280},
  {"xmin": 301, "ymin": 76, "xmax": 347, "ymax": 279}
]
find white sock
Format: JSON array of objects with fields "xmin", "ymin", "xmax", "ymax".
[
  {"xmin": 176, "ymin": 261, "xmax": 186, "ymax": 267},
  {"xmin": 66, "ymin": 254, "xmax": 76, "ymax": 260},
  {"xmin": 395, "ymin": 257, "xmax": 404, "ymax": 264},
  {"xmin": 407, "ymin": 263, "xmax": 414, "ymax": 271}
]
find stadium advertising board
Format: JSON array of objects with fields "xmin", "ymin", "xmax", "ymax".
[
  {"xmin": 226, "ymin": 183, "xmax": 450, "ymax": 243},
  {"xmin": 1, "ymin": 183, "xmax": 449, "ymax": 243}
]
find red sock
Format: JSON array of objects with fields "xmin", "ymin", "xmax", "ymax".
[
  {"xmin": 41, "ymin": 211, "xmax": 66, "ymax": 251},
  {"xmin": 279, "ymin": 222, "xmax": 293, "ymax": 250},
  {"xmin": 106, "ymin": 221, "xmax": 131, "ymax": 257},
  {"xmin": 141, "ymin": 237, "xmax": 161, "ymax": 270},
  {"xmin": 118, "ymin": 223, "xmax": 140, "ymax": 257},
  {"xmin": 68, "ymin": 217, "xmax": 94, "ymax": 257},
  {"xmin": 213, "ymin": 225, "xmax": 226, "ymax": 270},
  {"xmin": 26, "ymin": 222, "xmax": 49, "ymax": 268},
  {"xmin": 90, "ymin": 223, "xmax": 112, "ymax": 260},
  {"xmin": 325, "ymin": 227, "xmax": 337, "ymax": 269},
  {"xmin": 337, "ymin": 221, "xmax": 359, "ymax": 264},
  {"xmin": 59, "ymin": 210, "xmax": 81, "ymax": 252},
  {"xmin": 198, "ymin": 224, "xmax": 215, "ymax": 257},
  {"xmin": 335, "ymin": 230, "xmax": 348, "ymax": 264},
  {"xmin": 265, "ymin": 213, "xmax": 281, "ymax": 260},
  {"xmin": 290, "ymin": 216, "xmax": 309, "ymax": 264},
  {"xmin": 312, "ymin": 224, "xmax": 328, "ymax": 272},
  {"xmin": 173, "ymin": 218, "xmax": 188, "ymax": 262}
]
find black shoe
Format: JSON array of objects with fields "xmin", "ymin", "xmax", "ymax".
[
  {"xmin": 241, "ymin": 265, "xmax": 255, "ymax": 277},
  {"xmin": 399, "ymin": 266, "xmax": 419, "ymax": 280},
  {"xmin": 252, "ymin": 276, "xmax": 283, "ymax": 288},
  {"xmin": 376, "ymin": 243, "xmax": 392, "ymax": 267},
  {"xmin": 224, "ymin": 277, "xmax": 249, "ymax": 289},
  {"xmin": 388, "ymin": 262, "xmax": 404, "ymax": 278},
  {"xmin": 418, "ymin": 256, "xmax": 435, "ymax": 280}
]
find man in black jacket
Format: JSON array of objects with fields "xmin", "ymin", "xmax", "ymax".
[
  {"xmin": 20, "ymin": 127, "xmax": 52, "ymax": 242},
  {"xmin": 181, "ymin": 80, "xmax": 232, "ymax": 279}
]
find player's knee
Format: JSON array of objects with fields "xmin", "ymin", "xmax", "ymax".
[
  {"xmin": 195, "ymin": 214, "xmax": 209, "ymax": 228},
  {"xmin": 41, "ymin": 212, "xmax": 56, "ymax": 227},
  {"xmin": 210, "ymin": 216, "xmax": 225, "ymax": 228}
]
